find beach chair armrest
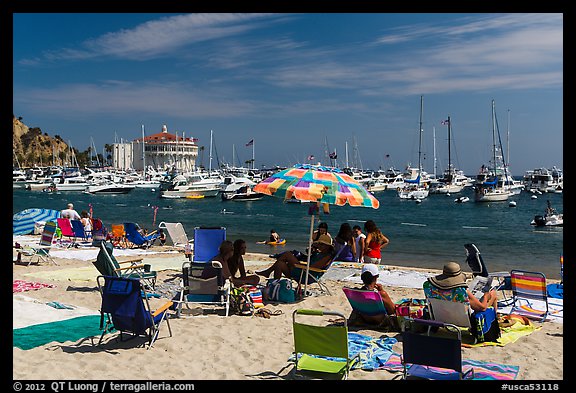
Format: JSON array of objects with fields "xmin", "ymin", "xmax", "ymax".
[
  {"xmin": 114, "ymin": 264, "xmax": 147, "ymax": 271},
  {"xmin": 117, "ymin": 258, "xmax": 144, "ymax": 265},
  {"xmin": 293, "ymin": 263, "xmax": 327, "ymax": 274},
  {"xmin": 152, "ymin": 301, "xmax": 174, "ymax": 317}
]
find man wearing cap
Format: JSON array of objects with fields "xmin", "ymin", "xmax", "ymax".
[
  {"xmin": 424, "ymin": 261, "xmax": 498, "ymax": 312},
  {"xmin": 256, "ymin": 234, "xmax": 335, "ymax": 280}
]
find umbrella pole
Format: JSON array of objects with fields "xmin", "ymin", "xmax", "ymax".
[{"xmin": 304, "ymin": 213, "xmax": 314, "ymax": 296}]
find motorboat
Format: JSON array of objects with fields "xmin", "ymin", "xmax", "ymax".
[
  {"xmin": 221, "ymin": 184, "xmax": 264, "ymax": 201},
  {"xmin": 531, "ymin": 200, "xmax": 563, "ymax": 227},
  {"xmin": 455, "ymin": 196, "xmax": 470, "ymax": 203},
  {"xmin": 160, "ymin": 174, "xmax": 221, "ymax": 199},
  {"xmin": 85, "ymin": 181, "xmax": 136, "ymax": 194}
]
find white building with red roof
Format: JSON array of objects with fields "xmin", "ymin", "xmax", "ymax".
[{"xmin": 113, "ymin": 124, "xmax": 199, "ymax": 172}]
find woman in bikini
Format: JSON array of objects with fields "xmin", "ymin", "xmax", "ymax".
[{"xmin": 363, "ymin": 220, "xmax": 389, "ymax": 265}]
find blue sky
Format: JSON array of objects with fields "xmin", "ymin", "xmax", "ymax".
[{"xmin": 13, "ymin": 13, "xmax": 563, "ymax": 176}]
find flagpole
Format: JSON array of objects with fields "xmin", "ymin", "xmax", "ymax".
[{"xmin": 252, "ymin": 139, "xmax": 255, "ymax": 170}]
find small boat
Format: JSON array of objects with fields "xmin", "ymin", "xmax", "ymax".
[
  {"xmin": 221, "ymin": 185, "xmax": 264, "ymax": 201},
  {"xmin": 509, "ymin": 201, "xmax": 517, "ymax": 207},
  {"xmin": 455, "ymin": 196, "xmax": 470, "ymax": 203},
  {"xmin": 85, "ymin": 181, "xmax": 136, "ymax": 194},
  {"xmin": 531, "ymin": 200, "xmax": 563, "ymax": 227}
]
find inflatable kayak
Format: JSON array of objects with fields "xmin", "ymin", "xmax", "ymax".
[{"xmin": 258, "ymin": 239, "xmax": 287, "ymax": 246}]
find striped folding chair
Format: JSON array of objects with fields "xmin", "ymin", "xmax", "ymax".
[
  {"xmin": 342, "ymin": 287, "xmax": 388, "ymax": 317},
  {"xmin": 509, "ymin": 270, "xmax": 549, "ymax": 322}
]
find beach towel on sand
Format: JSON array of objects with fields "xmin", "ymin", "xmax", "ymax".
[
  {"xmin": 289, "ymin": 332, "xmax": 397, "ymax": 371},
  {"xmin": 381, "ymin": 352, "xmax": 520, "ymax": 380},
  {"xmin": 13, "ymin": 295, "xmax": 101, "ymax": 350},
  {"xmin": 13, "ymin": 279, "xmax": 55, "ymax": 293}
]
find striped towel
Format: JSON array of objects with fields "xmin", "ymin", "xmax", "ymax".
[{"xmin": 381, "ymin": 352, "xmax": 520, "ymax": 380}]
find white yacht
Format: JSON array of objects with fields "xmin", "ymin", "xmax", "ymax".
[{"xmin": 160, "ymin": 173, "xmax": 221, "ymax": 199}]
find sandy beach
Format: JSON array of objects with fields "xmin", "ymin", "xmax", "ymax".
[{"xmin": 13, "ymin": 239, "xmax": 563, "ymax": 381}]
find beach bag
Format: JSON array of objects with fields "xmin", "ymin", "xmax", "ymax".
[
  {"xmin": 230, "ymin": 287, "xmax": 255, "ymax": 316},
  {"xmin": 265, "ymin": 278, "xmax": 296, "ymax": 303},
  {"xmin": 470, "ymin": 307, "xmax": 501, "ymax": 343},
  {"xmin": 394, "ymin": 298, "xmax": 428, "ymax": 319}
]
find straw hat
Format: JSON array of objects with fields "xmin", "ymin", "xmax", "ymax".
[
  {"xmin": 313, "ymin": 234, "xmax": 333, "ymax": 247},
  {"xmin": 428, "ymin": 262, "xmax": 466, "ymax": 290}
]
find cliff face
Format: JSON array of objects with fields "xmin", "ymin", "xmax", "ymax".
[{"xmin": 13, "ymin": 116, "xmax": 69, "ymax": 167}]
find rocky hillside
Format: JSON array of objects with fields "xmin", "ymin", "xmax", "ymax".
[{"xmin": 13, "ymin": 115, "xmax": 69, "ymax": 167}]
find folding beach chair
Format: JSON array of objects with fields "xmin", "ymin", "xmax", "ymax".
[
  {"xmin": 174, "ymin": 260, "xmax": 230, "ymax": 317},
  {"xmin": 158, "ymin": 222, "xmax": 193, "ymax": 248},
  {"xmin": 91, "ymin": 218, "xmax": 107, "ymax": 247},
  {"xmin": 124, "ymin": 222, "xmax": 159, "ymax": 249},
  {"xmin": 342, "ymin": 287, "xmax": 388, "ymax": 317},
  {"xmin": 426, "ymin": 297, "xmax": 499, "ymax": 344},
  {"xmin": 464, "ymin": 243, "xmax": 512, "ymax": 306},
  {"xmin": 71, "ymin": 219, "xmax": 89, "ymax": 242},
  {"xmin": 57, "ymin": 217, "xmax": 76, "ymax": 247},
  {"xmin": 192, "ymin": 226, "xmax": 226, "ymax": 263},
  {"xmin": 291, "ymin": 309, "xmax": 356, "ymax": 380},
  {"xmin": 401, "ymin": 318, "xmax": 474, "ymax": 380},
  {"xmin": 110, "ymin": 224, "xmax": 128, "ymax": 248},
  {"xmin": 290, "ymin": 256, "xmax": 336, "ymax": 296},
  {"xmin": 93, "ymin": 241, "xmax": 157, "ymax": 289},
  {"xmin": 97, "ymin": 275, "xmax": 173, "ymax": 349},
  {"xmin": 509, "ymin": 270, "xmax": 549, "ymax": 322},
  {"xmin": 15, "ymin": 221, "xmax": 58, "ymax": 266}
]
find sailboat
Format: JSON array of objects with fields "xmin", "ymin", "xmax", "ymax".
[
  {"xmin": 429, "ymin": 116, "xmax": 467, "ymax": 194},
  {"xmin": 398, "ymin": 96, "xmax": 430, "ymax": 200},
  {"xmin": 473, "ymin": 100, "xmax": 512, "ymax": 202}
]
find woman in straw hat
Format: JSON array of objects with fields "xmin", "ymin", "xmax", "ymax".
[
  {"xmin": 423, "ymin": 261, "xmax": 498, "ymax": 312},
  {"xmin": 256, "ymin": 234, "xmax": 334, "ymax": 280}
]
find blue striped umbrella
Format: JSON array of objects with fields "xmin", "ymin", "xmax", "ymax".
[{"xmin": 13, "ymin": 208, "xmax": 61, "ymax": 235}]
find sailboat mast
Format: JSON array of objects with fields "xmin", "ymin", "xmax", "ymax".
[
  {"xmin": 491, "ymin": 100, "xmax": 497, "ymax": 175},
  {"xmin": 209, "ymin": 130, "xmax": 213, "ymax": 173},
  {"xmin": 142, "ymin": 125, "xmax": 146, "ymax": 177},
  {"xmin": 418, "ymin": 95, "xmax": 423, "ymax": 178},
  {"xmin": 507, "ymin": 109, "xmax": 511, "ymax": 170},
  {"xmin": 432, "ymin": 126, "xmax": 437, "ymax": 179},
  {"xmin": 447, "ymin": 116, "xmax": 452, "ymax": 181}
]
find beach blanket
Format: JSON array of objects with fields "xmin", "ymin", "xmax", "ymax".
[
  {"xmin": 24, "ymin": 256, "xmax": 186, "ymax": 283},
  {"xmin": 13, "ymin": 279, "xmax": 55, "ymax": 293},
  {"xmin": 498, "ymin": 298, "xmax": 563, "ymax": 324},
  {"xmin": 13, "ymin": 295, "xmax": 101, "ymax": 350},
  {"xmin": 329, "ymin": 262, "xmax": 434, "ymax": 289},
  {"xmin": 49, "ymin": 248, "xmax": 178, "ymax": 261},
  {"xmin": 289, "ymin": 332, "xmax": 397, "ymax": 371},
  {"xmin": 461, "ymin": 319, "xmax": 542, "ymax": 348},
  {"xmin": 381, "ymin": 352, "xmax": 520, "ymax": 380}
]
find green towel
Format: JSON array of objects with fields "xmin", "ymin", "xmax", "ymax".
[{"xmin": 13, "ymin": 315, "xmax": 102, "ymax": 350}]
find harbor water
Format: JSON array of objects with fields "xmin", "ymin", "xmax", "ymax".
[{"xmin": 12, "ymin": 186, "xmax": 563, "ymax": 280}]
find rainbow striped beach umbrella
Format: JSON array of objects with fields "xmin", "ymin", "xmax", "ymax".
[
  {"xmin": 254, "ymin": 164, "xmax": 380, "ymax": 294},
  {"xmin": 254, "ymin": 163, "xmax": 380, "ymax": 208}
]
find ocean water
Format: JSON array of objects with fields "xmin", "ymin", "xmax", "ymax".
[{"xmin": 12, "ymin": 187, "xmax": 563, "ymax": 280}]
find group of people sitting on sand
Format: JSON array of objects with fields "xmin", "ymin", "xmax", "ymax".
[{"xmin": 202, "ymin": 219, "xmax": 498, "ymax": 331}]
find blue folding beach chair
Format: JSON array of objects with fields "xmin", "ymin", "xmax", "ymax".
[
  {"xmin": 71, "ymin": 219, "xmax": 89, "ymax": 242},
  {"xmin": 124, "ymin": 222, "xmax": 159, "ymax": 249},
  {"xmin": 97, "ymin": 275, "xmax": 173, "ymax": 349},
  {"xmin": 192, "ymin": 226, "xmax": 226, "ymax": 263}
]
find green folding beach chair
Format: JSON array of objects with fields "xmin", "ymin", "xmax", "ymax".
[{"xmin": 291, "ymin": 309, "xmax": 354, "ymax": 379}]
